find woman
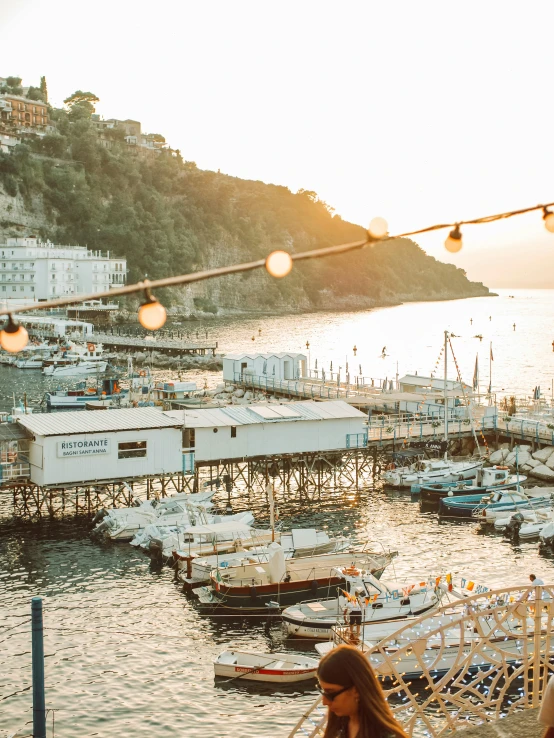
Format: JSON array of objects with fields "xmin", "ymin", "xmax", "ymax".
[{"xmin": 317, "ymin": 645, "xmax": 408, "ymax": 738}]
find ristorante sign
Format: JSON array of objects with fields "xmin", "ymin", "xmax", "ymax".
[{"xmin": 56, "ymin": 438, "xmax": 111, "ymax": 457}]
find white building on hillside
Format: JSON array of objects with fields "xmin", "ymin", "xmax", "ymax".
[{"xmin": 0, "ymin": 237, "xmax": 126, "ymax": 307}]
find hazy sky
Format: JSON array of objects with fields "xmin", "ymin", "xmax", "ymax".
[{"xmin": 4, "ymin": 1, "xmax": 554, "ymax": 287}]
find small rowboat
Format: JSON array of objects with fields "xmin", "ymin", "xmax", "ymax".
[{"xmin": 213, "ymin": 650, "xmax": 318, "ymax": 683}]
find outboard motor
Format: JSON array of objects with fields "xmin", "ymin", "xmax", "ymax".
[
  {"xmin": 92, "ymin": 508, "xmax": 108, "ymax": 525},
  {"xmin": 540, "ymin": 521, "xmax": 554, "ymax": 550},
  {"xmin": 504, "ymin": 512, "xmax": 524, "ymax": 540}
]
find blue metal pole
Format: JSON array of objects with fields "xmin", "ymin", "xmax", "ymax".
[{"xmin": 31, "ymin": 597, "xmax": 46, "ymax": 738}]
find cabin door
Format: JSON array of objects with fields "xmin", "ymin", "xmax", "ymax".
[
  {"xmin": 240, "ymin": 362, "xmax": 248, "ymax": 376},
  {"xmin": 283, "ymin": 360, "xmax": 292, "ymax": 380}
]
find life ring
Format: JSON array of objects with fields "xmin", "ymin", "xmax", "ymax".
[
  {"xmin": 139, "ymin": 371, "xmax": 146, "ymax": 377},
  {"xmin": 386, "ymin": 463, "xmax": 396, "ymax": 471},
  {"xmin": 496, "ymin": 466, "xmax": 509, "ymax": 470}
]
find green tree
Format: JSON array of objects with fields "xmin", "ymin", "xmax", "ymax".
[
  {"xmin": 40, "ymin": 76, "xmax": 48, "ymax": 103},
  {"xmin": 63, "ymin": 90, "xmax": 99, "ymax": 121},
  {"xmin": 0, "ymin": 76, "xmax": 23, "ymax": 95},
  {"xmin": 26, "ymin": 86, "xmax": 45, "ymax": 102}
]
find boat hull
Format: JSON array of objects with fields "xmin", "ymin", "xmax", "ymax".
[
  {"xmin": 283, "ymin": 599, "xmax": 438, "ymax": 639},
  {"xmin": 200, "ymin": 575, "xmax": 350, "ymax": 612}
]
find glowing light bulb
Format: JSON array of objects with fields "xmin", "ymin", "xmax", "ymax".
[
  {"xmin": 0, "ymin": 316, "xmax": 29, "ymax": 353},
  {"xmin": 445, "ymin": 225, "xmax": 463, "ymax": 253},
  {"xmin": 138, "ymin": 298, "xmax": 166, "ymax": 331},
  {"xmin": 368, "ymin": 217, "xmax": 388, "ymax": 239},
  {"xmin": 265, "ymin": 250, "xmax": 293, "ymax": 278},
  {"xmin": 543, "ymin": 208, "xmax": 554, "ymax": 234}
]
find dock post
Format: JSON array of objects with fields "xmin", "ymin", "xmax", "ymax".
[{"xmin": 31, "ymin": 597, "xmax": 46, "ymax": 738}]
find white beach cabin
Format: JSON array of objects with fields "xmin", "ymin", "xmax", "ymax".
[
  {"xmin": 222, "ymin": 353, "xmax": 307, "ymax": 383},
  {"xmin": 16, "ymin": 408, "xmax": 183, "ymax": 486},
  {"xmin": 169, "ymin": 400, "xmax": 366, "ymax": 463}
]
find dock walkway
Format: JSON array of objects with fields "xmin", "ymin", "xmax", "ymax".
[{"xmin": 93, "ymin": 333, "xmax": 217, "ymax": 356}]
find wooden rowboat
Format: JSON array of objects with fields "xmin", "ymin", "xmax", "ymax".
[{"xmin": 213, "ymin": 650, "xmax": 318, "ymax": 683}]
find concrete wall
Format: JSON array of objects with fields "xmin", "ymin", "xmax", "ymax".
[
  {"xmin": 28, "ymin": 426, "xmax": 182, "ymax": 486},
  {"xmin": 192, "ymin": 416, "xmax": 365, "ymax": 462},
  {"xmin": 223, "ymin": 354, "xmax": 307, "ymax": 382}
]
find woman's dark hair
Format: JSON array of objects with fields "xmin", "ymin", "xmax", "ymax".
[{"xmin": 317, "ymin": 645, "xmax": 408, "ymax": 738}]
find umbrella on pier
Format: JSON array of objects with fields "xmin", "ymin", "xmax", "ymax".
[
  {"xmin": 381, "ymin": 377, "xmax": 388, "ymax": 393},
  {"xmin": 359, "ymin": 364, "xmax": 362, "ymax": 375},
  {"xmin": 322, "ymin": 368, "xmax": 326, "ymax": 382},
  {"xmin": 330, "ymin": 361, "xmax": 333, "ymax": 372},
  {"xmin": 315, "ymin": 359, "xmax": 318, "ymax": 370}
]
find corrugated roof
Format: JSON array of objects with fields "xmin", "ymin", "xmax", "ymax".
[
  {"xmin": 0, "ymin": 423, "xmax": 30, "ymax": 441},
  {"xmin": 167, "ymin": 400, "xmax": 365, "ymax": 428},
  {"xmin": 16, "ymin": 408, "xmax": 183, "ymax": 437},
  {"xmin": 223, "ymin": 353, "xmax": 307, "ymax": 360}
]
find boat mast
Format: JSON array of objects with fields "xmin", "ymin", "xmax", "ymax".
[{"xmin": 444, "ymin": 330, "xmax": 448, "ymax": 455}]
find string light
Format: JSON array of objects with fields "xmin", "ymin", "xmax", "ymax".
[
  {"xmin": 445, "ymin": 224, "xmax": 463, "ymax": 253},
  {"xmin": 0, "ymin": 314, "xmax": 28, "ymax": 353},
  {"xmin": 368, "ymin": 217, "xmax": 388, "ymax": 239},
  {"xmin": 543, "ymin": 207, "xmax": 554, "ymax": 234},
  {"xmin": 137, "ymin": 288, "xmax": 167, "ymax": 331},
  {"xmin": 1, "ymin": 200, "xmax": 554, "ymax": 321},
  {"xmin": 265, "ymin": 250, "xmax": 293, "ymax": 278}
]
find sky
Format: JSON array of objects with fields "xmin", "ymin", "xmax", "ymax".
[{"xmin": 3, "ymin": 0, "xmax": 554, "ymax": 287}]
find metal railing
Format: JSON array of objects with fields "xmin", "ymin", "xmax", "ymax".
[
  {"xmin": 0, "ymin": 462, "xmax": 31, "ymax": 482},
  {"xmin": 233, "ymin": 373, "xmax": 352, "ymax": 399},
  {"xmin": 287, "ymin": 583, "xmax": 554, "ymax": 737}
]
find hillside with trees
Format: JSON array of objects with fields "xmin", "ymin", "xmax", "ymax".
[{"xmin": 0, "ymin": 96, "xmax": 490, "ymax": 314}]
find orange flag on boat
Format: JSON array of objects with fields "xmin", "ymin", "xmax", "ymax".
[
  {"xmin": 446, "ymin": 573, "xmax": 453, "ymax": 592},
  {"xmin": 435, "ymin": 576, "xmax": 441, "ymax": 587},
  {"xmin": 466, "ymin": 581, "xmax": 475, "ymax": 591}
]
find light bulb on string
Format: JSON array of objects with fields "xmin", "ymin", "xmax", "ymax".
[
  {"xmin": 265, "ymin": 250, "xmax": 293, "ymax": 278},
  {"xmin": 368, "ymin": 217, "xmax": 388, "ymax": 239},
  {"xmin": 0, "ymin": 314, "xmax": 29, "ymax": 353},
  {"xmin": 543, "ymin": 207, "xmax": 554, "ymax": 234},
  {"xmin": 138, "ymin": 288, "xmax": 166, "ymax": 331},
  {"xmin": 445, "ymin": 224, "xmax": 463, "ymax": 253}
]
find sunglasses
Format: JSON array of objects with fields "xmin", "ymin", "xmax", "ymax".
[{"xmin": 316, "ymin": 684, "xmax": 350, "ymax": 701}]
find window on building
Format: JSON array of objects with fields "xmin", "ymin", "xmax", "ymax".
[
  {"xmin": 30, "ymin": 286, "xmax": 34, "ymax": 292},
  {"xmin": 1, "ymin": 286, "xmax": 5, "ymax": 292},
  {"xmin": 118, "ymin": 441, "xmax": 147, "ymax": 459},
  {"xmin": 11, "ymin": 286, "xmax": 16, "ymax": 292},
  {"xmin": 20, "ymin": 286, "xmax": 24, "ymax": 291},
  {"xmin": 231, "ymin": 426, "xmax": 237, "ymax": 438},
  {"xmin": 182, "ymin": 428, "xmax": 195, "ymax": 449}
]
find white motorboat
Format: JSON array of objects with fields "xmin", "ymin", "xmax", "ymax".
[
  {"xmin": 175, "ymin": 529, "xmax": 353, "ymax": 586},
  {"xmin": 494, "ymin": 508, "xmax": 554, "ymax": 539},
  {"xmin": 384, "ymin": 457, "xmax": 483, "ymax": 489},
  {"xmin": 213, "ymin": 650, "xmax": 318, "ymax": 683},
  {"xmin": 144, "ymin": 511, "xmax": 256, "ymax": 557},
  {"xmin": 43, "ymin": 360, "xmax": 108, "ymax": 377},
  {"xmin": 91, "ymin": 491, "xmax": 216, "ymax": 541},
  {"xmin": 471, "ymin": 487, "xmax": 554, "ymax": 524},
  {"xmin": 282, "ymin": 571, "xmax": 441, "ymax": 639}
]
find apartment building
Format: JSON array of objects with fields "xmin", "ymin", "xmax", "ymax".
[
  {"xmin": 0, "ymin": 94, "xmax": 48, "ymax": 131},
  {"xmin": 0, "ymin": 237, "xmax": 126, "ymax": 305}
]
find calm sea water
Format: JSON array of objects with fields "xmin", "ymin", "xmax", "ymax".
[{"xmin": 2, "ymin": 289, "xmax": 554, "ymax": 738}]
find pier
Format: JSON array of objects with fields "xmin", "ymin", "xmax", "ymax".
[{"xmin": 93, "ymin": 333, "xmax": 217, "ymax": 356}]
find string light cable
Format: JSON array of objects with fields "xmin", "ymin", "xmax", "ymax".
[{"xmin": 1, "ymin": 201, "xmax": 554, "ymax": 351}]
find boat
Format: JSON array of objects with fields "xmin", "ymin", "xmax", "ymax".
[
  {"xmin": 314, "ymin": 605, "xmax": 542, "ymax": 681},
  {"xmin": 174, "ymin": 529, "xmax": 353, "ymax": 587},
  {"xmin": 213, "ymin": 650, "xmax": 318, "ymax": 683},
  {"xmin": 439, "ymin": 486, "xmax": 554, "ymax": 520},
  {"xmin": 471, "ymin": 487, "xmax": 554, "ymax": 524},
  {"xmin": 46, "ymin": 378, "xmax": 128, "ymax": 410},
  {"xmin": 495, "ymin": 509, "xmax": 554, "ymax": 539},
  {"xmin": 43, "ymin": 360, "xmax": 109, "ymax": 377},
  {"xmin": 384, "ymin": 456, "xmax": 483, "ymax": 489},
  {"xmin": 91, "ymin": 491, "xmax": 216, "ymax": 541},
  {"xmin": 282, "ymin": 571, "xmax": 441, "ymax": 639},
  {"xmin": 141, "ymin": 512, "xmax": 257, "ymax": 557},
  {"xmin": 418, "ymin": 466, "xmax": 523, "ymax": 503},
  {"xmin": 196, "ymin": 544, "xmax": 397, "ymax": 613}
]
